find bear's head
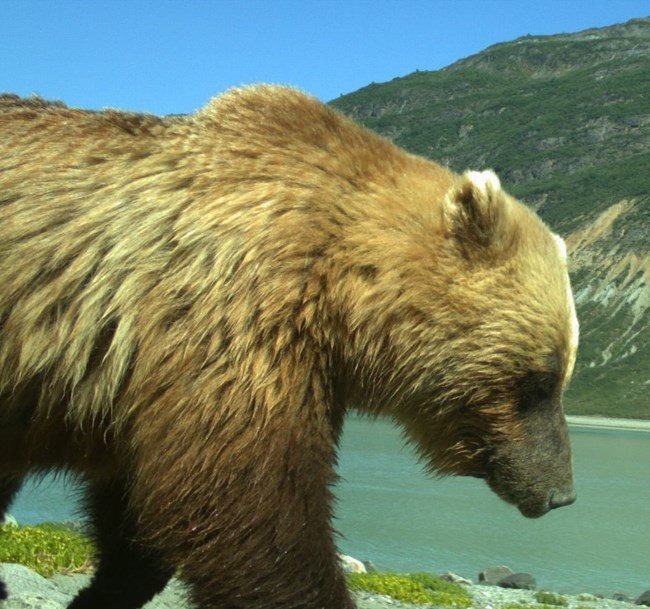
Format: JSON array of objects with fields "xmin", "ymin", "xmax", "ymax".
[{"xmin": 338, "ymin": 168, "xmax": 578, "ymax": 519}]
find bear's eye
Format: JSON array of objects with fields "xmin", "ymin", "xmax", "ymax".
[{"xmin": 518, "ymin": 371, "xmax": 558, "ymax": 410}]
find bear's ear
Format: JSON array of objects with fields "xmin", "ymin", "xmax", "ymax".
[{"xmin": 442, "ymin": 170, "xmax": 510, "ymax": 252}]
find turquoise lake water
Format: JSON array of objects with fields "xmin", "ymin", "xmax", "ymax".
[{"xmin": 8, "ymin": 416, "xmax": 650, "ymax": 597}]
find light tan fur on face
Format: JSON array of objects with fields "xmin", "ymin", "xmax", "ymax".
[{"xmin": 553, "ymin": 234, "xmax": 579, "ymax": 385}]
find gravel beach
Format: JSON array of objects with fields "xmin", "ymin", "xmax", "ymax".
[{"xmin": 1, "ymin": 563, "xmax": 646, "ymax": 609}]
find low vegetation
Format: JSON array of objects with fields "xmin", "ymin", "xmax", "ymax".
[
  {"xmin": 347, "ymin": 572, "xmax": 473, "ymax": 607},
  {"xmin": 0, "ymin": 525, "xmax": 629, "ymax": 609},
  {"xmin": 535, "ymin": 591, "xmax": 569, "ymax": 606},
  {"xmin": 0, "ymin": 523, "xmax": 94, "ymax": 576},
  {"xmin": 1, "ymin": 531, "xmax": 475, "ymax": 606}
]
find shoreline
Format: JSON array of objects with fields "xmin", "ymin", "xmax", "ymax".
[
  {"xmin": 0, "ymin": 562, "xmax": 647, "ymax": 609},
  {"xmin": 566, "ymin": 415, "xmax": 650, "ymax": 432}
]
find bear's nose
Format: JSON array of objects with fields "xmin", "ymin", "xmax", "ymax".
[{"xmin": 548, "ymin": 486, "xmax": 577, "ymax": 510}]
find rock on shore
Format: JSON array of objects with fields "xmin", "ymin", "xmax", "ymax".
[
  {"xmin": 0, "ymin": 564, "xmax": 188, "ymax": 609},
  {"xmin": 0, "ymin": 563, "xmax": 647, "ymax": 609}
]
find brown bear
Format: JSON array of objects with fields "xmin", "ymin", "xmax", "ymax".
[{"xmin": 0, "ymin": 86, "xmax": 578, "ymax": 609}]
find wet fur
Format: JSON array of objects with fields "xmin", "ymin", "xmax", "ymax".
[{"xmin": 0, "ymin": 87, "xmax": 577, "ymax": 608}]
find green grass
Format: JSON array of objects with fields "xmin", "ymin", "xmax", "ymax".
[
  {"xmin": 534, "ymin": 591, "xmax": 568, "ymax": 606},
  {"xmin": 0, "ymin": 524, "xmax": 94, "ymax": 577},
  {"xmin": 347, "ymin": 572, "xmax": 473, "ymax": 607},
  {"xmin": 0, "ymin": 530, "xmax": 472, "ymax": 608}
]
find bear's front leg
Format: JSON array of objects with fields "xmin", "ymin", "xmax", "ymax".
[
  {"xmin": 182, "ymin": 509, "xmax": 356, "ymax": 609},
  {"xmin": 130, "ymin": 404, "xmax": 356, "ymax": 609},
  {"xmin": 181, "ymin": 467, "xmax": 356, "ymax": 609}
]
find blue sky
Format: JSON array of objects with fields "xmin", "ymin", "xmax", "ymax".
[{"xmin": 2, "ymin": 0, "xmax": 649, "ymax": 114}]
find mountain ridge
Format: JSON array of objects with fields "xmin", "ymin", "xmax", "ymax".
[{"xmin": 330, "ymin": 17, "xmax": 650, "ymax": 418}]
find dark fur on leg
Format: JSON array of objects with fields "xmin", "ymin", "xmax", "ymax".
[
  {"xmin": 68, "ymin": 479, "xmax": 173, "ymax": 609},
  {"xmin": 0, "ymin": 476, "xmax": 23, "ymax": 600}
]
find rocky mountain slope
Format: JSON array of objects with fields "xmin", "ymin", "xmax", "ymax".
[{"xmin": 330, "ymin": 18, "xmax": 650, "ymax": 418}]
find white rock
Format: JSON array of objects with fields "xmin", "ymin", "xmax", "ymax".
[{"xmin": 338, "ymin": 553, "xmax": 367, "ymax": 574}]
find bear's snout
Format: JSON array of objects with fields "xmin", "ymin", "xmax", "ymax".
[
  {"xmin": 485, "ymin": 404, "xmax": 575, "ymax": 519},
  {"xmin": 548, "ymin": 485, "xmax": 577, "ymax": 510},
  {"xmin": 489, "ymin": 474, "xmax": 575, "ymax": 519},
  {"xmin": 515, "ymin": 484, "xmax": 576, "ymax": 519}
]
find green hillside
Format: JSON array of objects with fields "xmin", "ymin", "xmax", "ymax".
[{"xmin": 331, "ymin": 18, "xmax": 650, "ymax": 419}]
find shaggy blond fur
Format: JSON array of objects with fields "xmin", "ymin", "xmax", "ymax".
[{"xmin": 0, "ymin": 86, "xmax": 577, "ymax": 609}]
